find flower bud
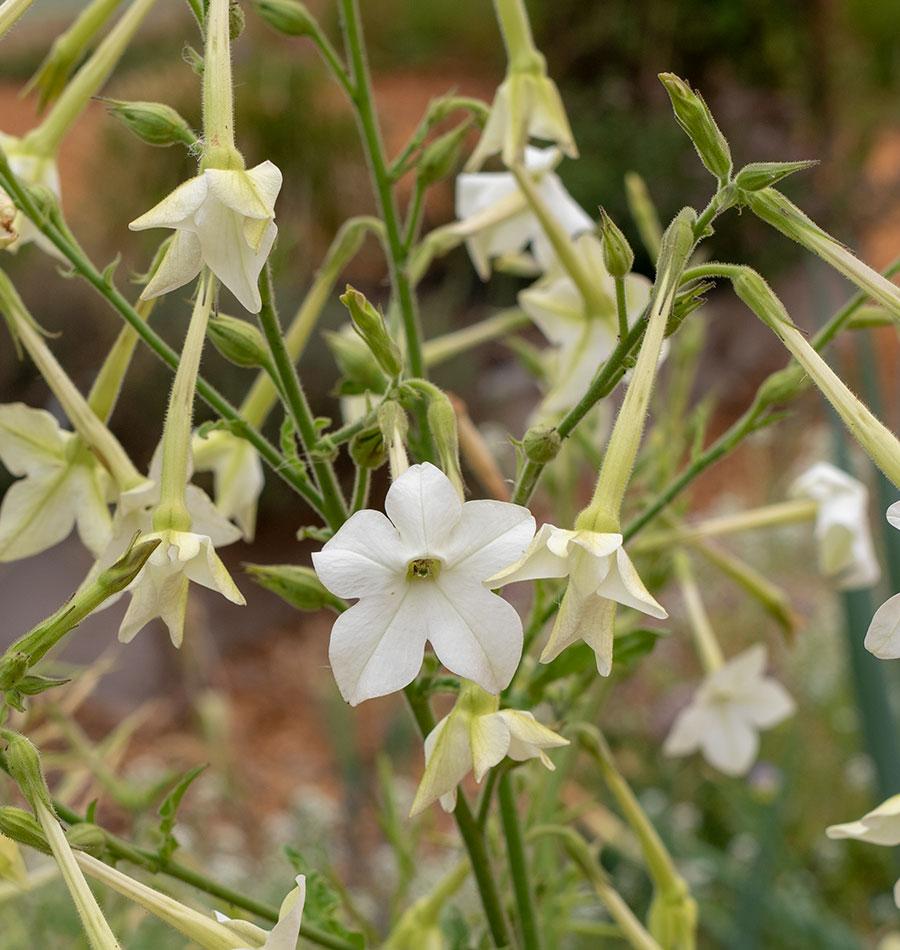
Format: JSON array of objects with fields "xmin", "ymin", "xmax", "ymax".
[
  {"xmin": 340, "ymin": 286, "xmax": 403, "ymax": 379},
  {"xmin": 0, "ymin": 807, "xmax": 50, "ymax": 854},
  {"xmin": 65, "ymin": 823, "xmax": 107, "ymax": 857},
  {"xmin": 730, "ymin": 267, "xmax": 792, "ymax": 331},
  {"xmin": 252, "ymin": 0, "xmax": 316, "ymax": 36},
  {"xmin": 2, "ymin": 733, "xmax": 52, "ymax": 812},
  {"xmin": 96, "ymin": 535, "xmax": 161, "ymax": 596},
  {"xmin": 522, "ymin": 424, "xmax": 561, "ymax": 463},
  {"xmin": 734, "ymin": 160, "xmax": 817, "ymax": 193},
  {"xmin": 378, "ymin": 400, "xmax": 409, "ymax": 479},
  {"xmin": 659, "ymin": 73, "xmax": 732, "ymax": 183},
  {"xmin": 418, "ymin": 123, "xmax": 469, "ymax": 186},
  {"xmin": 755, "ymin": 365, "xmax": 808, "ymax": 407},
  {"xmin": 229, "ymin": 0, "xmax": 245, "ymax": 39},
  {"xmin": 598, "ymin": 208, "xmax": 634, "ymax": 278},
  {"xmin": 656, "ymin": 207, "xmax": 697, "ymax": 283},
  {"xmin": 245, "ymin": 563, "xmax": 346, "ymax": 613},
  {"xmin": 103, "ymin": 99, "xmax": 197, "ymax": 149},
  {"xmin": 349, "ymin": 424, "xmax": 387, "ymax": 470},
  {"xmin": 324, "ymin": 329, "xmax": 389, "ymax": 394},
  {"xmin": 425, "ymin": 390, "xmax": 465, "ymax": 499},
  {"xmin": 207, "ymin": 313, "xmax": 271, "ymax": 368}
]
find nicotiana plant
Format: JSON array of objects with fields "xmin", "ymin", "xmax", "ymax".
[{"xmin": 0, "ymin": 0, "xmax": 897, "ymax": 947}]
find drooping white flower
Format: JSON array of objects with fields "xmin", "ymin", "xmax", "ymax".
[
  {"xmin": 520, "ymin": 232, "xmax": 652, "ymax": 415},
  {"xmin": 0, "ymin": 403, "xmax": 112, "ymax": 560},
  {"xmin": 791, "ymin": 462, "xmax": 880, "ymax": 590},
  {"xmin": 0, "ymin": 133, "xmax": 61, "ymax": 256},
  {"xmin": 410, "ymin": 683, "xmax": 568, "ymax": 815},
  {"xmin": 215, "ymin": 876, "xmax": 306, "ymax": 950},
  {"xmin": 663, "ymin": 644, "xmax": 795, "ymax": 776},
  {"xmin": 455, "ymin": 146, "xmax": 592, "ymax": 279},
  {"xmin": 491, "ymin": 524, "xmax": 666, "ymax": 676},
  {"xmin": 865, "ymin": 501, "xmax": 900, "ymax": 660},
  {"xmin": 192, "ymin": 428, "xmax": 264, "ymax": 541},
  {"xmin": 312, "ymin": 462, "xmax": 535, "ymax": 705},
  {"xmin": 129, "ymin": 161, "xmax": 282, "ymax": 313},
  {"xmin": 827, "ymin": 795, "xmax": 900, "ymax": 908}
]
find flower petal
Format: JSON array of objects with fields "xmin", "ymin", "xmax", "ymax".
[
  {"xmin": 0, "ymin": 403, "xmax": 68, "ymax": 474},
  {"xmin": 887, "ymin": 502, "xmax": 900, "ymax": 531},
  {"xmin": 497, "ymin": 709, "xmax": 569, "ymax": 764},
  {"xmin": 733, "ymin": 677, "xmax": 795, "ymax": 729},
  {"xmin": 141, "ymin": 229, "xmax": 203, "ymax": 301},
  {"xmin": 826, "ymin": 795, "xmax": 900, "ymax": 845},
  {"xmin": 313, "ymin": 509, "xmax": 406, "ymax": 598},
  {"xmin": 384, "ymin": 462, "xmax": 462, "ymax": 555},
  {"xmin": 540, "ymin": 587, "xmax": 616, "ymax": 674},
  {"xmin": 182, "ymin": 536, "xmax": 245, "ymax": 605},
  {"xmin": 0, "ymin": 465, "xmax": 77, "ymax": 561},
  {"xmin": 205, "ymin": 163, "xmax": 281, "ymax": 220},
  {"xmin": 699, "ymin": 706, "xmax": 759, "ymax": 776},
  {"xmin": 489, "ymin": 522, "xmax": 571, "ymax": 586},
  {"xmin": 864, "ymin": 592, "xmax": 900, "ymax": 660},
  {"xmin": 595, "ymin": 547, "xmax": 667, "ymax": 619},
  {"xmin": 470, "ymin": 713, "xmax": 512, "ymax": 782},
  {"xmin": 260, "ymin": 875, "xmax": 305, "ymax": 950},
  {"xmin": 129, "ymin": 175, "xmax": 208, "ymax": 231},
  {"xmin": 441, "ymin": 499, "xmax": 535, "ymax": 581},
  {"xmin": 663, "ymin": 702, "xmax": 710, "ymax": 758},
  {"xmin": 410, "ymin": 716, "xmax": 472, "ymax": 816}
]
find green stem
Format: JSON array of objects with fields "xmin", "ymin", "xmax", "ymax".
[
  {"xmin": 350, "ymin": 465, "xmax": 370, "ymax": 512},
  {"xmin": 423, "ymin": 308, "xmax": 530, "ymax": 367},
  {"xmin": 492, "ymin": 0, "xmax": 540, "ymax": 69},
  {"xmin": 499, "ymin": 771, "xmax": 541, "ymax": 950},
  {"xmin": 257, "ymin": 264, "xmax": 347, "ymax": 529},
  {"xmin": 614, "ymin": 276, "xmax": 629, "ymax": 339},
  {"xmin": 0, "ymin": 0, "xmax": 33, "ymax": 38}
]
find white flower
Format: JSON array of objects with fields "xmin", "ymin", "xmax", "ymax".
[
  {"xmin": 192, "ymin": 429, "xmax": 264, "ymax": 541},
  {"xmin": 312, "ymin": 462, "xmax": 535, "ymax": 705},
  {"xmin": 455, "ymin": 146, "xmax": 592, "ymax": 279},
  {"xmin": 216, "ymin": 875, "xmax": 306, "ymax": 950},
  {"xmin": 129, "ymin": 161, "xmax": 282, "ymax": 313},
  {"xmin": 410, "ymin": 684, "xmax": 568, "ymax": 815},
  {"xmin": 663, "ymin": 644, "xmax": 795, "ymax": 776},
  {"xmin": 0, "ymin": 403, "xmax": 112, "ymax": 560},
  {"xmin": 491, "ymin": 523, "xmax": 665, "ymax": 676},
  {"xmin": 520, "ymin": 232, "xmax": 652, "ymax": 415},
  {"xmin": 467, "ymin": 68, "xmax": 577, "ymax": 171},
  {"xmin": 827, "ymin": 795, "xmax": 900, "ymax": 908},
  {"xmin": 119, "ymin": 528, "xmax": 245, "ymax": 647},
  {"xmin": 865, "ymin": 501, "xmax": 900, "ymax": 660},
  {"xmin": 0, "ymin": 133, "xmax": 61, "ymax": 256},
  {"xmin": 791, "ymin": 462, "xmax": 880, "ymax": 590}
]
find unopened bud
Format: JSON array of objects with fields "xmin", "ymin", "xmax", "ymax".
[
  {"xmin": 341, "ymin": 286, "xmax": 403, "ymax": 378},
  {"xmin": 378, "ymin": 401, "xmax": 409, "ymax": 479},
  {"xmin": 229, "ymin": 0, "xmax": 245, "ymax": 39},
  {"xmin": 659, "ymin": 73, "xmax": 732, "ymax": 184},
  {"xmin": 425, "ymin": 390, "xmax": 465, "ymax": 498},
  {"xmin": 2, "ymin": 733, "xmax": 52, "ymax": 812},
  {"xmin": 96, "ymin": 535, "xmax": 161, "ymax": 596},
  {"xmin": 349, "ymin": 424, "xmax": 387, "ymax": 469},
  {"xmin": 0, "ymin": 807, "xmax": 49, "ymax": 854},
  {"xmin": 252, "ymin": 0, "xmax": 316, "ymax": 36},
  {"xmin": 207, "ymin": 313, "xmax": 270, "ymax": 368},
  {"xmin": 756, "ymin": 365, "xmax": 808, "ymax": 407},
  {"xmin": 522, "ymin": 425, "xmax": 561, "ymax": 463},
  {"xmin": 65, "ymin": 823, "xmax": 107, "ymax": 857},
  {"xmin": 245, "ymin": 563, "xmax": 346, "ymax": 613},
  {"xmin": 656, "ymin": 207, "xmax": 697, "ymax": 283},
  {"xmin": 418, "ymin": 123, "xmax": 469, "ymax": 186},
  {"xmin": 324, "ymin": 329, "xmax": 389, "ymax": 394},
  {"xmin": 103, "ymin": 99, "xmax": 197, "ymax": 149},
  {"xmin": 734, "ymin": 160, "xmax": 817, "ymax": 193},
  {"xmin": 598, "ymin": 209, "xmax": 634, "ymax": 278}
]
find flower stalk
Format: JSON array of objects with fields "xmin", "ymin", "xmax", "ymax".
[
  {"xmin": 202, "ymin": 0, "xmax": 240, "ymax": 168},
  {"xmin": 672, "ymin": 550, "xmax": 723, "ymax": 673},
  {"xmin": 0, "ymin": 0, "xmax": 32, "ymax": 38}
]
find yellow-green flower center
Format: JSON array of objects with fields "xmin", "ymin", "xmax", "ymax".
[{"xmin": 407, "ymin": 557, "xmax": 441, "ymax": 581}]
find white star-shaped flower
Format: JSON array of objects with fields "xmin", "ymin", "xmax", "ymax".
[
  {"xmin": 129, "ymin": 161, "xmax": 282, "ymax": 313},
  {"xmin": 663, "ymin": 644, "xmax": 795, "ymax": 776},
  {"xmin": 0, "ymin": 403, "xmax": 112, "ymax": 561},
  {"xmin": 216, "ymin": 875, "xmax": 306, "ymax": 950},
  {"xmin": 455, "ymin": 146, "xmax": 592, "ymax": 279},
  {"xmin": 192, "ymin": 428, "xmax": 264, "ymax": 541},
  {"xmin": 790, "ymin": 462, "xmax": 880, "ymax": 590},
  {"xmin": 312, "ymin": 462, "xmax": 535, "ymax": 705},
  {"xmin": 520, "ymin": 232, "xmax": 652, "ymax": 415},
  {"xmin": 865, "ymin": 501, "xmax": 900, "ymax": 660},
  {"xmin": 491, "ymin": 524, "xmax": 666, "ymax": 676},
  {"xmin": 0, "ymin": 133, "xmax": 62, "ymax": 256},
  {"xmin": 411, "ymin": 684, "xmax": 568, "ymax": 815},
  {"xmin": 827, "ymin": 795, "xmax": 900, "ymax": 908}
]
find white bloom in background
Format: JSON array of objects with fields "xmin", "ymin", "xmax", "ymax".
[
  {"xmin": 216, "ymin": 876, "xmax": 306, "ymax": 950},
  {"xmin": 865, "ymin": 501, "xmax": 900, "ymax": 660},
  {"xmin": 0, "ymin": 403, "xmax": 112, "ymax": 560},
  {"xmin": 119, "ymin": 528, "xmax": 245, "ymax": 647},
  {"xmin": 129, "ymin": 161, "xmax": 282, "ymax": 313},
  {"xmin": 455, "ymin": 146, "xmax": 592, "ymax": 279},
  {"xmin": 410, "ymin": 684, "xmax": 568, "ymax": 815},
  {"xmin": 827, "ymin": 796, "xmax": 900, "ymax": 908},
  {"xmin": 0, "ymin": 133, "xmax": 61, "ymax": 255},
  {"xmin": 663, "ymin": 644, "xmax": 795, "ymax": 776},
  {"xmin": 520, "ymin": 232, "xmax": 652, "ymax": 415},
  {"xmin": 491, "ymin": 524, "xmax": 665, "ymax": 675},
  {"xmin": 312, "ymin": 462, "xmax": 535, "ymax": 705},
  {"xmin": 791, "ymin": 462, "xmax": 880, "ymax": 590},
  {"xmin": 192, "ymin": 428, "xmax": 264, "ymax": 541}
]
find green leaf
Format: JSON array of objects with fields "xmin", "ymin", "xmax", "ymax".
[
  {"xmin": 284, "ymin": 848, "xmax": 365, "ymax": 949},
  {"xmin": 614, "ymin": 627, "xmax": 669, "ymax": 670},
  {"xmin": 156, "ymin": 764, "xmax": 207, "ymax": 863}
]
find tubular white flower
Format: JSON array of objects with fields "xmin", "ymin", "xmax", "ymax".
[
  {"xmin": 663, "ymin": 644, "xmax": 795, "ymax": 776},
  {"xmin": 0, "ymin": 403, "xmax": 112, "ymax": 561},
  {"xmin": 454, "ymin": 147, "xmax": 592, "ymax": 279},
  {"xmin": 410, "ymin": 683, "xmax": 567, "ymax": 815},
  {"xmin": 129, "ymin": 162, "xmax": 282, "ymax": 313},
  {"xmin": 490, "ymin": 523, "xmax": 666, "ymax": 675},
  {"xmin": 215, "ymin": 876, "xmax": 306, "ymax": 950},
  {"xmin": 790, "ymin": 462, "xmax": 880, "ymax": 590},
  {"xmin": 519, "ymin": 232, "xmax": 652, "ymax": 414},
  {"xmin": 865, "ymin": 501, "xmax": 900, "ymax": 660},
  {"xmin": 826, "ymin": 795, "xmax": 900, "ymax": 908},
  {"xmin": 312, "ymin": 462, "xmax": 535, "ymax": 705},
  {"xmin": 192, "ymin": 428, "xmax": 264, "ymax": 541}
]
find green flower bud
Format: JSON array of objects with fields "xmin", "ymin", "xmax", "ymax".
[
  {"xmin": 349, "ymin": 424, "xmax": 387, "ymax": 470},
  {"xmin": 0, "ymin": 807, "xmax": 50, "ymax": 854},
  {"xmin": 102, "ymin": 99, "xmax": 197, "ymax": 149},
  {"xmin": 659, "ymin": 73, "xmax": 732, "ymax": 184},
  {"xmin": 2, "ymin": 733, "xmax": 52, "ymax": 812},
  {"xmin": 656, "ymin": 207, "xmax": 697, "ymax": 283},
  {"xmin": 378, "ymin": 400, "xmax": 410, "ymax": 478},
  {"xmin": 730, "ymin": 267, "xmax": 793, "ymax": 331},
  {"xmin": 756, "ymin": 364, "xmax": 808, "ymax": 407},
  {"xmin": 96, "ymin": 535, "xmax": 161, "ymax": 596},
  {"xmin": 418, "ymin": 122, "xmax": 469, "ymax": 186},
  {"xmin": 229, "ymin": 0, "xmax": 245, "ymax": 39},
  {"xmin": 207, "ymin": 313, "xmax": 271, "ymax": 368},
  {"xmin": 425, "ymin": 389, "xmax": 465, "ymax": 499},
  {"xmin": 15, "ymin": 673, "xmax": 71, "ymax": 696},
  {"xmin": 522, "ymin": 424, "xmax": 561, "ymax": 463},
  {"xmin": 666, "ymin": 280, "xmax": 714, "ymax": 336},
  {"xmin": 734, "ymin": 160, "xmax": 817, "ymax": 193},
  {"xmin": 65, "ymin": 823, "xmax": 107, "ymax": 857},
  {"xmin": 252, "ymin": 0, "xmax": 316, "ymax": 36},
  {"xmin": 245, "ymin": 563, "xmax": 346, "ymax": 613},
  {"xmin": 340, "ymin": 286, "xmax": 403, "ymax": 379},
  {"xmin": 324, "ymin": 329, "xmax": 389, "ymax": 395},
  {"xmin": 598, "ymin": 208, "xmax": 634, "ymax": 278}
]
